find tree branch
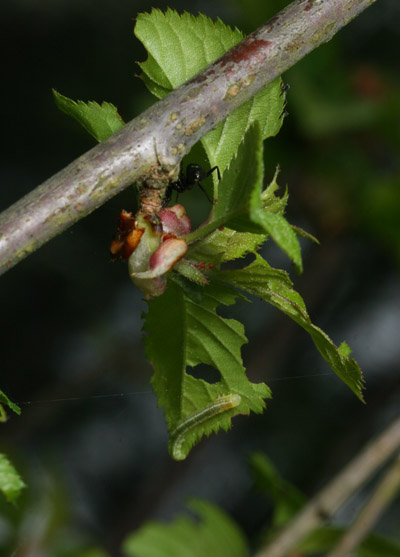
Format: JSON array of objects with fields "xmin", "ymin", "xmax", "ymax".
[
  {"xmin": 327, "ymin": 450, "xmax": 400, "ymax": 557},
  {"xmin": 0, "ymin": 0, "xmax": 376, "ymax": 275},
  {"xmin": 254, "ymin": 415, "xmax": 400, "ymax": 557}
]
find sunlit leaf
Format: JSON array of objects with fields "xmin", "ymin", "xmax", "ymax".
[
  {"xmin": 53, "ymin": 90, "xmax": 125, "ymax": 142},
  {"xmin": 123, "ymin": 499, "xmax": 248, "ymax": 557}
]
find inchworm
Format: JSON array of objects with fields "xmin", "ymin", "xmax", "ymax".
[{"xmin": 170, "ymin": 393, "xmax": 241, "ymax": 460}]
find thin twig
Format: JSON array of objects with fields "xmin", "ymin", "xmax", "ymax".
[
  {"xmin": 0, "ymin": 0, "xmax": 376, "ymax": 275},
  {"xmin": 327, "ymin": 450, "xmax": 400, "ymax": 557},
  {"xmin": 254, "ymin": 415, "xmax": 400, "ymax": 557}
]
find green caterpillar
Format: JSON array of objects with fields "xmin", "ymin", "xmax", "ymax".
[{"xmin": 170, "ymin": 394, "xmax": 242, "ymax": 460}]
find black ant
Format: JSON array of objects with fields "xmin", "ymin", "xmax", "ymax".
[{"xmin": 163, "ymin": 163, "xmax": 221, "ymax": 206}]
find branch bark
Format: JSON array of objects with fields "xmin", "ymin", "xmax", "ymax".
[
  {"xmin": 327, "ymin": 450, "xmax": 400, "ymax": 557},
  {"xmin": 0, "ymin": 0, "xmax": 376, "ymax": 275},
  {"xmin": 254, "ymin": 415, "xmax": 400, "ymax": 557}
]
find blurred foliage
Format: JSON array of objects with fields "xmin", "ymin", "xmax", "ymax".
[
  {"xmin": 0, "ymin": 469, "xmax": 108, "ymax": 556},
  {"xmin": 121, "ymin": 453, "xmax": 400, "ymax": 557},
  {"xmin": 0, "ymin": 454, "xmax": 25, "ymax": 503},
  {"xmin": 123, "ymin": 499, "xmax": 248, "ymax": 557},
  {"xmin": 280, "ymin": 36, "xmax": 399, "ymax": 264},
  {"xmin": 284, "ymin": 50, "xmax": 400, "ymax": 257},
  {"xmin": 250, "ymin": 453, "xmax": 400, "ymax": 556},
  {"xmin": 250, "ymin": 451, "xmax": 305, "ymax": 528}
]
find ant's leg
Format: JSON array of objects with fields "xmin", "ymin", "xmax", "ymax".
[
  {"xmin": 162, "ymin": 186, "xmax": 172, "ymax": 207},
  {"xmin": 207, "ymin": 166, "xmax": 221, "ymax": 181},
  {"xmin": 198, "ymin": 183, "xmax": 213, "ymax": 203},
  {"xmin": 203, "ymin": 166, "xmax": 220, "ymax": 203}
]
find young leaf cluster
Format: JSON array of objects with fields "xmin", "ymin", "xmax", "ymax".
[{"xmin": 54, "ymin": 9, "xmax": 364, "ymax": 461}]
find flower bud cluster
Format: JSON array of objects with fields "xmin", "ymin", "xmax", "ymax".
[{"xmin": 111, "ymin": 205, "xmax": 191, "ymax": 298}]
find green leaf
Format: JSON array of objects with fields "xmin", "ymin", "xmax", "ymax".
[
  {"xmin": 0, "ymin": 389, "xmax": 20, "ymax": 422},
  {"xmin": 252, "ymin": 211, "xmax": 303, "ymax": 273},
  {"xmin": 188, "ymin": 123, "xmax": 302, "ymax": 271},
  {"xmin": 0, "ymin": 454, "xmax": 25, "ymax": 503},
  {"xmin": 338, "ymin": 341, "xmax": 352, "ymax": 358},
  {"xmin": 53, "ymin": 90, "xmax": 125, "ymax": 142},
  {"xmin": 291, "ymin": 224, "xmax": 320, "ymax": 244},
  {"xmin": 134, "ymin": 9, "xmax": 285, "ymax": 175},
  {"xmin": 248, "ymin": 161, "xmax": 302, "ymax": 273},
  {"xmin": 122, "ymin": 499, "xmax": 248, "ymax": 557},
  {"xmin": 174, "ymin": 259, "xmax": 210, "ymax": 286},
  {"xmin": 188, "ymin": 226, "xmax": 266, "ymax": 266},
  {"xmin": 136, "ymin": 10, "xmax": 243, "ymax": 95},
  {"xmin": 209, "ymin": 123, "xmax": 264, "ymax": 232},
  {"xmin": 214, "ymin": 255, "xmax": 365, "ymax": 401},
  {"xmin": 144, "ymin": 280, "xmax": 270, "ymax": 460},
  {"xmin": 250, "ymin": 453, "xmax": 306, "ymax": 528}
]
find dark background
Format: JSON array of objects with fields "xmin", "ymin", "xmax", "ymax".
[{"xmin": 1, "ymin": 0, "xmax": 400, "ymax": 555}]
